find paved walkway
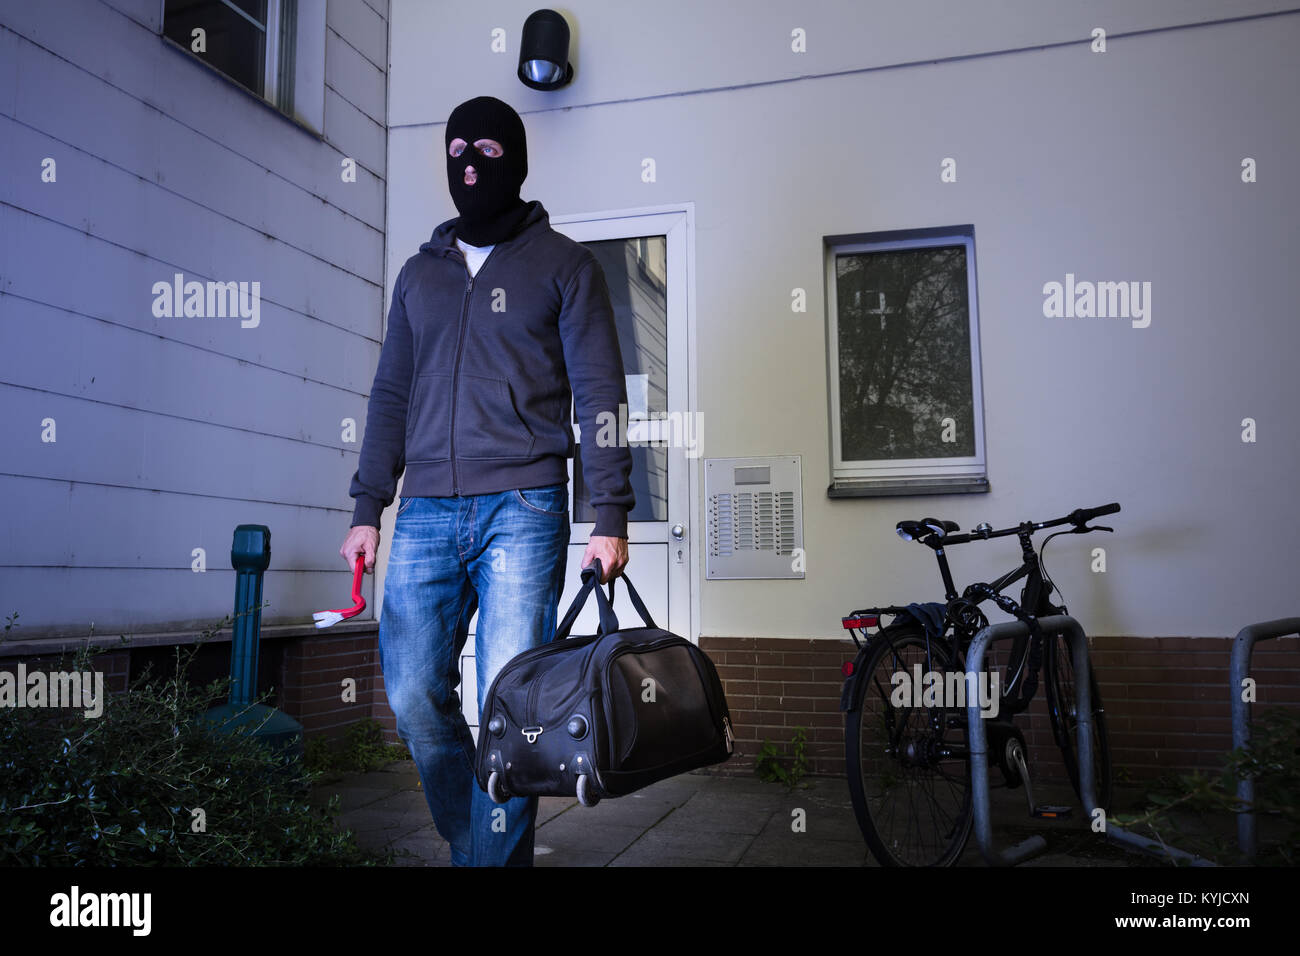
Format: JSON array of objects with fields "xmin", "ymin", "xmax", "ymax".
[{"xmin": 313, "ymin": 761, "xmax": 1152, "ymax": 866}]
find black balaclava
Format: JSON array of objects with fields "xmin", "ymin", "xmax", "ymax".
[{"xmin": 445, "ymin": 96, "xmax": 530, "ymax": 246}]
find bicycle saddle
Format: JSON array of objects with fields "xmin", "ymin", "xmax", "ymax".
[{"xmin": 896, "ymin": 518, "xmax": 961, "ymax": 541}]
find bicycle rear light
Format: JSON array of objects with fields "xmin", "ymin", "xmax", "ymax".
[{"xmin": 842, "ymin": 615, "xmax": 878, "ymax": 629}]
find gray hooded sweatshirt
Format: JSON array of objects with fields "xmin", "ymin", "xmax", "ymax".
[{"xmin": 349, "ymin": 200, "xmax": 635, "ymax": 538}]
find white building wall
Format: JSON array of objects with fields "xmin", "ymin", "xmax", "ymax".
[{"xmin": 384, "ymin": 0, "xmax": 1298, "ymax": 640}]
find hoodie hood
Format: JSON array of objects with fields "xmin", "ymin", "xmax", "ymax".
[{"xmin": 421, "ymin": 200, "xmax": 550, "ymax": 258}]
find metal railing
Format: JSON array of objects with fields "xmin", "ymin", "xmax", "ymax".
[
  {"xmin": 964, "ymin": 615, "xmax": 1214, "ymax": 866},
  {"xmin": 1229, "ymin": 617, "xmax": 1300, "ymax": 861}
]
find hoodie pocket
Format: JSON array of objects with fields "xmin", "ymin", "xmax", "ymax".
[
  {"xmin": 457, "ymin": 374, "xmax": 536, "ymax": 460},
  {"xmin": 405, "ymin": 372, "xmax": 453, "ymax": 464}
]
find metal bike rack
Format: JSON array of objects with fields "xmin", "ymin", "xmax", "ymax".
[
  {"xmin": 1230, "ymin": 617, "xmax": 1300, "ymax": 861},
  {"xmin": 965, "ymin": 616, "xmax": 1213, "ymax": 866}
]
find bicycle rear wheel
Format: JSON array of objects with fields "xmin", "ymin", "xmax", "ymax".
[
  {"xmin": 844, "ymin": 625, "xmax": 973, "ymax": 866},
  {"xmin": 1044, "ymin": 629, "xmax": 1112, "ymax": 811}
]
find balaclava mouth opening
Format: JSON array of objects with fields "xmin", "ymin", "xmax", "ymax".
[{"xmin": 445, "ymin": 96, "xmax": 530, "ymax": 246}]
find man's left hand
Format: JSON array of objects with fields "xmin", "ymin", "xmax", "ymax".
[{"xmin": 583, "ymin": 535, "xmax": 628, "ymax": 582}]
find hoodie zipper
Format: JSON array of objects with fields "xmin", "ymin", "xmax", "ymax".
[
  {"xmin": 447, "ymin": 245, "xmax": 499, "ymax": 495},
  {"xmin": 449, "ymin": 273, "xmax": 473, "ymax": 495}
]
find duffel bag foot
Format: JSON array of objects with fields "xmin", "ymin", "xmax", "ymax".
[
  {"xmin": 576, "ymin": 773, "xmax": 600, "ymax": 807},
  {"xmin": 487, "ymin": 770, "xmax": 509, "ymax": 804}
]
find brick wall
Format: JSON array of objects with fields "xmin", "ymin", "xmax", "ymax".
[
  {"xmin": 0, "ymin": 648, "xmax": 131, "ymax": 696},
  {"xmin": 704, "ymin": 637, "xmax": 858, "ymax": 777},
  {"xmin": 701, "ymin": 633, "xmax": 1300, "ymax": 783},
  {"xmin": 5, "ymin": 628, "xmax": 1292, "ymax": 784},
  {"xmin": 0, "ymin": 626, "xmax": 397, "ymax": 748},
  {"xmin": 281, "ymin": 627, "xmax": 391, "ymax": 742}
]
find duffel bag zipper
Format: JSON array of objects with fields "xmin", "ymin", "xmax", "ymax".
[
  {"xmin": 693, "ymin": 651, "xmax": 735, "ymax": 754},
  {"xmin": 525, "ymin": 673, "xmax": 542, "ymax": 739}
]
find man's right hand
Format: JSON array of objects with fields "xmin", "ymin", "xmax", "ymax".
[{"xmin": 342, "ymin": 525, "xmax": 380, "ymax": 573}]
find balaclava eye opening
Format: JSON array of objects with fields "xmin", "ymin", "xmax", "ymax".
[{"xmin": 445, "ymin": 96, "xmax": 530, "ymax": 246}]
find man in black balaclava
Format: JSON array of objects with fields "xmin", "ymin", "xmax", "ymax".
[
  {"xmin": 444, "ymin": 95, "xmax": 532, "ymax": 246},
  {"xmin": 343, "ymin": 95, "xmax": 635, "ymax": 868}
]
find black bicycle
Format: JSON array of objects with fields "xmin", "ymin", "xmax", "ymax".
[{"xmin": 840, "ymin": 502, "xmax": 1119, "ymax": 866}]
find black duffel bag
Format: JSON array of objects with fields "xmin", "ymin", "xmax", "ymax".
[{"xmin": 474, "ymin": 559, "xmax": 734, "ymax": 806}]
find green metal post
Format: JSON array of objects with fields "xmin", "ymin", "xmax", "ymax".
[{"xmin": 201, "ymin": 524, "xmax": 303, "ymax": 760}]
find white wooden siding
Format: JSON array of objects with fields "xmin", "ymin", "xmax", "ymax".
[{"xmin": 0, "ymin": 0, "xmax": 391, "ymax": 638}]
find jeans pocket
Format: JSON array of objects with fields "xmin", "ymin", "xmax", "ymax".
[
  {"xmin": 514, "ymin": 484, "xmax": 568, "ymax": 517},
  {"xmin": 396, "ymin": 496, "xmax": 415, "ymax": 517}
]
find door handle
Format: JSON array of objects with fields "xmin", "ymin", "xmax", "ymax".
[{"xmin": 671, "ymin": 523, "xmax": 685, "ymax": 540}]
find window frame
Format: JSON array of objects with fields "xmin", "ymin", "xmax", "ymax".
[
  {"xmin": 823, "ymin": 225, "xmax": 989, "ymax": 498},
  {"xmin": 159, "ymin": 0, "xmax": 325, "ymax": 135}
]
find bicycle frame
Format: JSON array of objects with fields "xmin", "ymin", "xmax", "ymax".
[
  {"xmin": 842, "ymin": 505, "xmax": 1116, "ymax": 712},
  {"xmin": 944, "ymin": 527, "xmax": 1064, "ymax": 710},
  {"xmin": 839, "ymin": 503, "xmax": 1120, "ymax": 865},
  {"xmin": 842, "ymin": 525, "xmax": 1068, "ymax": 720}
]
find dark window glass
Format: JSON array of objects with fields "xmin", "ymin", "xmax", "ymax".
[
  {"xmin": 835, "ymin": 244, "xmax": 976, "ymax": 461},
  {"xmin": 164, "ymin": 0, "xmax": 268, "ymax": 97},
  {"xmin": 572, "ymin": 236, "xmax": 669, "ymax": 525}
]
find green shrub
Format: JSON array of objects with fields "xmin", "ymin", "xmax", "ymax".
[
  {"xmin": 755, "ymin": 726, "xmax": 810, "ymax": 788},
  {"xmin": 0, "ymin": 627, "xmax": 389, "ymax": 866},
  {"xmin": 303, "ymin": 718, "xmax": 410, "ymax": 777},
  {"xmin": 1110, "ymin": 707, "xmax": 1300, "ymax": 865}
]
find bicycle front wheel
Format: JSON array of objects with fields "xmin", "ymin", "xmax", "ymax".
[
  {"xmin": 844, "ymin": 626, "xmax": 973, "ymax": 866},
  {"xmin": 1044, "ymin": 629, "xmax": 1113, "ymax": 811}
]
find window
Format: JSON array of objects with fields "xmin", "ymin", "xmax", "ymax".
[
  {"xmin": 162, "ymin": 0, "xmax": 325, "ymax": 132},
  {"xmin": 824, "ymin": 225, "xmax": 988, "ymax": 497}
]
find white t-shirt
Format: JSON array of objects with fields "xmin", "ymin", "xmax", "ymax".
[{"xmin": 455, "ymin": 237, "xmax": 494, "ymax": 277}]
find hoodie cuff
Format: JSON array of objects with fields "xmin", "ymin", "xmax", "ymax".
[
  {"xmin": 351, "ymin": 495, "xmax": 384, "ymax": 529},
  {"xmin": 591, "ymin": 505, "xmax": 629, "ymax": 540}
]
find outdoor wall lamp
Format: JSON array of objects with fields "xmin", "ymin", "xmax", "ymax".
[{"xmin": 518, "ymin": 9, "xmax": 574, "ymax": 90}]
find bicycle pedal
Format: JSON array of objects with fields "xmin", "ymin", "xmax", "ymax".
[{"xmin": 1032, "ymin": 805, "xmax": 1073, "ymax": 820}]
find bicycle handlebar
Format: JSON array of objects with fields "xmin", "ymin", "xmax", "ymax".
[
  {"xmin": 1067, "ymin": 502, "xmax": 1120, "ymax": 526},
  {"xmin": 943, "ymin": 502, "xmax": 1121, "ymax": 546}
]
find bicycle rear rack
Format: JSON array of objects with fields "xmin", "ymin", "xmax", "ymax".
[{"xmin": 965, "ymin": 616, "xmax": 1215, "ymax": 867}]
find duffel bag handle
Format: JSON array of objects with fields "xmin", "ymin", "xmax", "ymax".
[
  {"xmin": 605, "ymin": 572, "xmax": 658, "ymax": 630},
  {"xmin": 554, "ymin": 558, "xmax": 620, "ymax": 640}
]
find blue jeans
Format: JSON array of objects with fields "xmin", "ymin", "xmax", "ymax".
[{"xmin": 378, "ymin": 483, "xmax": 570, "ymax": 867}]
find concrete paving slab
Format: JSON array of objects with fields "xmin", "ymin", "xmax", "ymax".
[
  {"xmin": 336, "ymin": 786, "xmax": 428, "ymax": 823},
  {"xmin": 535, "ymin": 846, "xmax": 619, "ymax": 867},
  {"xmin": 558, "ymin": 791, "xmax": 686, "ymax": 828},
  {"xmin": 608, "ymin": 853, "xmax": 732, "ymax": 867},
  {"xmin": 613, "ymin": 826, "xmax": 755, "ymax": 865},
  {"xmin": 387, "ymin": 826, "xmax": 449, "ymax": 866},
  {"xmin": 534, "ymin": 816, "xmax": 647, "ymax": 855},
  {"xmin": 751, "ymin": 806, "xmax": 860, "ymax": 844},
  {"xmin": 672, "ymin": 785, "xmax": 791, "ymax": 815},
  {"xmin": 315, "ymin": 761, "xmax": 1152, "ymax": 866},
  {"xmin": 739, "ymin": 836, "xmax": 871, "ymax": 867},
  {"xmin": 315, "ymin": 783, "xmax": 394, "ymax": 814},
  {"xmin": 537, "ymin": 795, "xmax": 576, "ymax": 825},
  {"xmin": 650, "ymin": 803, "xmax": 776, "ymax": 836}
]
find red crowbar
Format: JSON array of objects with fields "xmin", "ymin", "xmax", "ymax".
[{"xmin": 313, "ymin": 553, "xmax": 367, "ymax": 628}]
